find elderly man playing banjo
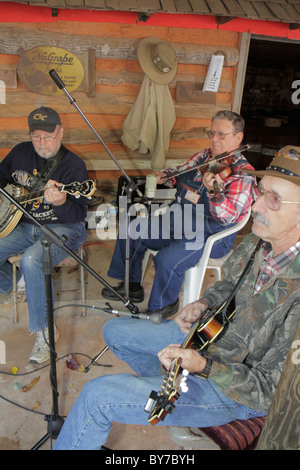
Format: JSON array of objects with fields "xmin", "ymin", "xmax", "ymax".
[{"xmin": 0, "ymin": 106, "xmax": 92, "ymax": 364}]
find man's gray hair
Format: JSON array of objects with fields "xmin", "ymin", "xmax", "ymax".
[{"xmin": 212, "ymin": 110, "xmax": 245, "ymax": 134}]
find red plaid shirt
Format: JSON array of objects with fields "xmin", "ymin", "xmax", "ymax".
[
  {"xmin": 254, "ymin": 241, "xmax": 300, "ymax": 293},
  {"xmin": 162, "ymin": 148, "xmax": 255, "ymax": 225}
]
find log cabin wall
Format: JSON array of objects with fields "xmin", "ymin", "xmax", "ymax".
[{"xmin": 0, "ymin": 19, "xmax": 241, "ymax": 193}]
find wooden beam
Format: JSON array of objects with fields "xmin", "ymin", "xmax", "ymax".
[
  {"xmin": 0, "ymin": 25, "xmax": 240, "ymax": 67},
  {"xmin": 0, "ymin": 67, "xmax": 17, "ymax": 88}
]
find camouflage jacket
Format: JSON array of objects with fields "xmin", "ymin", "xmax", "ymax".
[{"xmin": 202, "ymin": 232, "xmax": 300, "ymax": 413}]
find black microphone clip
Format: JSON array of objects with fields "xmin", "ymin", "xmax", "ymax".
[
  {"xmin": 49, "ymin": 69, "xmax": 66, "ymax": 90},
  {"xmin": 103, "ymin": 302, "xmax": 162, "ymax": 325}
]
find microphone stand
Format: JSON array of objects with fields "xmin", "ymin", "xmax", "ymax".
[
  {"xmin": 49, "ymin": 69, "xmax": 145, "ymax": 299},
  {"xmin": 0, "ymin": 187, "xmax": 140, "ymax": 449}
]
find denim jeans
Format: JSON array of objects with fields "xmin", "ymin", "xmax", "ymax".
[
  {"xmin": 53, "ymin": 317, "xmax": 266, "ymax": 450},
  {"xmin": 108, "ymin": 211, "xmax": 236, "ymax": 311},
  {"xmin": 0, "ymin": 220, "xmax": 86, "ymax": 331}
]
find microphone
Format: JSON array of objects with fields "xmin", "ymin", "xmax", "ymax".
[
  {"xmin": 103, "ymin": 306, "xmax": 162, "ymax": 325},
  {"xmin": 145, "ymin": 174, "xmax": 157, "ymax": 199},
  {"xmin": 49, "ymin": 69, "xmax": 66, "ymax": 90}
]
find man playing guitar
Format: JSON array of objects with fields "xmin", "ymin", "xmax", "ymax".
[
  {"xmin": 0, "ymin": 106, "xmax": 90, "ymax": 364},
  {"xmin": 54, "ymin": 146, "xmax": 300, "ymax": 450}
]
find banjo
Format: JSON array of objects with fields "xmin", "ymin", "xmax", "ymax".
[{"xmin": 0, "ymin": 180, "xmax": 96, "ymax": 239}]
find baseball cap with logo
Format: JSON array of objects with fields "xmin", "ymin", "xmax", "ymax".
[
  {"xmin": 137, "ymin": 37, "xmax": 177, "ymax": 85},
  {"xmin": 28, "ymin": 106, "xmax": 61, "ymax": 133},
  {"xmin": 246, "ymin": 146, "xmax": 300, "ymax": 187}
]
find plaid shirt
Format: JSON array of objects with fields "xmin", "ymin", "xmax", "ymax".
[
  {"xmin": 254, "ymin": 241, "xmax": 300, "ymax": 294},
  {"xmin": 162, "ymin": 148, "xmax": 255, "ymax": 225}
]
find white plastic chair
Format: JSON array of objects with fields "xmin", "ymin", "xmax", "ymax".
[
  {"xmin": 141, "ymin": 209, "xmax": 251, "ymax": 307},
  {"xmin": 182, "ymin": 209, "xmax": 251, "ymax": 306}
]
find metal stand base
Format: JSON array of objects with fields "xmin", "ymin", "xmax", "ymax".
[{"xmin": 31, "ymin": 415, "xmax": 65, "ymax": 450}]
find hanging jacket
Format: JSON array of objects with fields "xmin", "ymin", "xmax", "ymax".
[{"xmin": 121, "ymin": 76, "xmax": 176, "ymax": 170}]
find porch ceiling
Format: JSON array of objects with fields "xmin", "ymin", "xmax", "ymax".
[{"xmin": 1, "ymin": 0, "xmax": 300, "ymax": 27}]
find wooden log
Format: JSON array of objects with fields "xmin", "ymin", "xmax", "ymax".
[
  {"xmin": 0, "ymin": 67, "xmax": 17, "ymax": 89},
  {"xmin": 0, "ymin": 88, "xmax": 230, "ymax": 121},
  {"xmin": 0, "ymin": 142, "xmax": 207, "ymax": 170},
  {"xmin": 20, "ymin": 21, "xmax": 240, "ymax": 49},
  {"xmin": 176, "ymin": 81, "xmax": 217, "ymax": 104},
  {"xmin": 0, "ymin": 111, "xmax": 214, "ymax": 148},
  {"xmin": 95, "ymin": 62, "xmax": 233, "ymax": 91},
  {"xmin": 0, "ymin": 25, "xmax": 240, "ymax": 66}
]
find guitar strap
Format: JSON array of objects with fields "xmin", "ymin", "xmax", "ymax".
[
  {"xmin": 221, "ymin": 238, "xmax": 263, "ymax": 321},
  {"xmin": 31, "ymin": 145, "xmax": 68, "ymax": 190}
]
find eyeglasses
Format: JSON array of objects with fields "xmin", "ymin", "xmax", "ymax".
[
  {"xmin": 254, "ymin": 184, "xmax": 300, "ymax": 211},
  {"xmin": 31, "ymin": 129, "xmax": 60, "ymax": 142},
  {"xmin": 207, "ymin": 130, "xmax": 235, "ymax": 140}
]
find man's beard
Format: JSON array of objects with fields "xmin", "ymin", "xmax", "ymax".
[{"xmin": 35, "ymin": 144, "xmax": 60, "ymax": 159}]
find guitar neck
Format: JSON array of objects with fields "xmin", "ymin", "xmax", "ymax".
[
  {"xmin": 11, "ymin": 183, "xmax": 80, "ymax": 206},
  {"xmin": 18, "ymin": 189, "xmax": 45, "ymax": 205},
  {"xmin": 146, "ymin": 300, "xmax": 236, "ymax": 426},
  {"xmin": 16, "ymin": 187, "xmax": 64, "ymax": 205}
]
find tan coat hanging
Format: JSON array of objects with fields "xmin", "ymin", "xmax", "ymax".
[{"xmin": 121, "ymin": 76, "xmax": 176, "ymax": 170}]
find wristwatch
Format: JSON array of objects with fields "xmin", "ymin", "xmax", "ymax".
[{"xmin": 193, "ymin": 357, "xmax": 212, "ymax": 379}]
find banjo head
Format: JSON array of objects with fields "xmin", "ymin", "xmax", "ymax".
[{"xmin": 0, "ymin": 184, "xmax": 26, "ymax": 238}]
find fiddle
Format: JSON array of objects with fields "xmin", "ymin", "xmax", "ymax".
[
  {"xmin": 163, "ymin": 144, "xmax": 251, "ymax": 200},
  {"xmin": 163, "ymin": 144, "xmax": 251, "ymax": 181},
  {"xmin": 204, "ymin": 156, "xmax": 232, "ymax": 200}
]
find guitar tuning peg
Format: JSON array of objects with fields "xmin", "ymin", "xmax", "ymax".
[
  {"xmin": 180, "ymin": 382, "xmax": 189, "ymax": 393},
  {"xmin": 182, "ymin": 369, "xmax": 189, "ymax": 377},
  {"xmin": 75, "ymin": 194, "xmax": 80, "ymax": 199}
]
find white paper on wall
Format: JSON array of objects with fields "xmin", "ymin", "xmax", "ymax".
[
  {"xmin": 0, "ymin": 80, "xmax": 6, "ymax": 104},
  {"xmin": 202, "ymin": 54, "xmax": 224, "ymax": 93}
]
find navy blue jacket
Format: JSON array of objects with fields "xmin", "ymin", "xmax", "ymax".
[{"xmin": 0, "ymin": 141, "xmax": 88, "ymax": 224}]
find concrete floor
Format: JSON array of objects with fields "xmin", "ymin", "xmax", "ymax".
[{"xmin": 0, "ymin": 223, "xmax": 251, "ymax": 451}]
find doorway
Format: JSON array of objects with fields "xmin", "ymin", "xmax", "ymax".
[{"xmin": 241, "ymin": 36, "xmax": 300, "ymax": 170}]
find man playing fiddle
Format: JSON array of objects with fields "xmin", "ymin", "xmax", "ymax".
[{"xmin": 102, "ymin": 110, "xmax": 255, "ymax": 319}]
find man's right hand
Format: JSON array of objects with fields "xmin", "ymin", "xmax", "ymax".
[{"xmin": 174, "ymin": 299, "xmax": 209, "ymax": 334}]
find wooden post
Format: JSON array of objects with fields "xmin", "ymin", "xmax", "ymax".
[{"xmin": 257, "ymin": 320, "xmax": 300, "ymax": 450}]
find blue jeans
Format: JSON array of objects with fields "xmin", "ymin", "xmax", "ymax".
[
  {"xmin": 0, "ymin": 220, "xmax": 86, "ymax": 332},
  {"xmin": 108, "ymin": 211, "xmax": 235, "ymax": 311},
  {"xmin": 53, "ymin": 317, "xmax": 265, "ymax": 450}
]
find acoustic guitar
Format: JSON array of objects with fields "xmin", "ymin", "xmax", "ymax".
[
  {"xmin": 146, "ymin": 300, "xmax": 235, "ymax": 425},
  {"xmin": 0, "ymin": 180, "xmax": 96, "ymax": 239}
]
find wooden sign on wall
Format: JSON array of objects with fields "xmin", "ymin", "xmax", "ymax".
[
  {"xmin": 176, "ymin": 81, "xmax": 216, "ymax": 104},
  {"xmin": 17, "ymin": 46, "xmax": 95, "ymax": 97}
]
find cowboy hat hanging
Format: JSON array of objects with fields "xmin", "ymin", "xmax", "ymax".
[{"xmin": 137, "ymin": 37, "xmax": 177, "ymax": 85}]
